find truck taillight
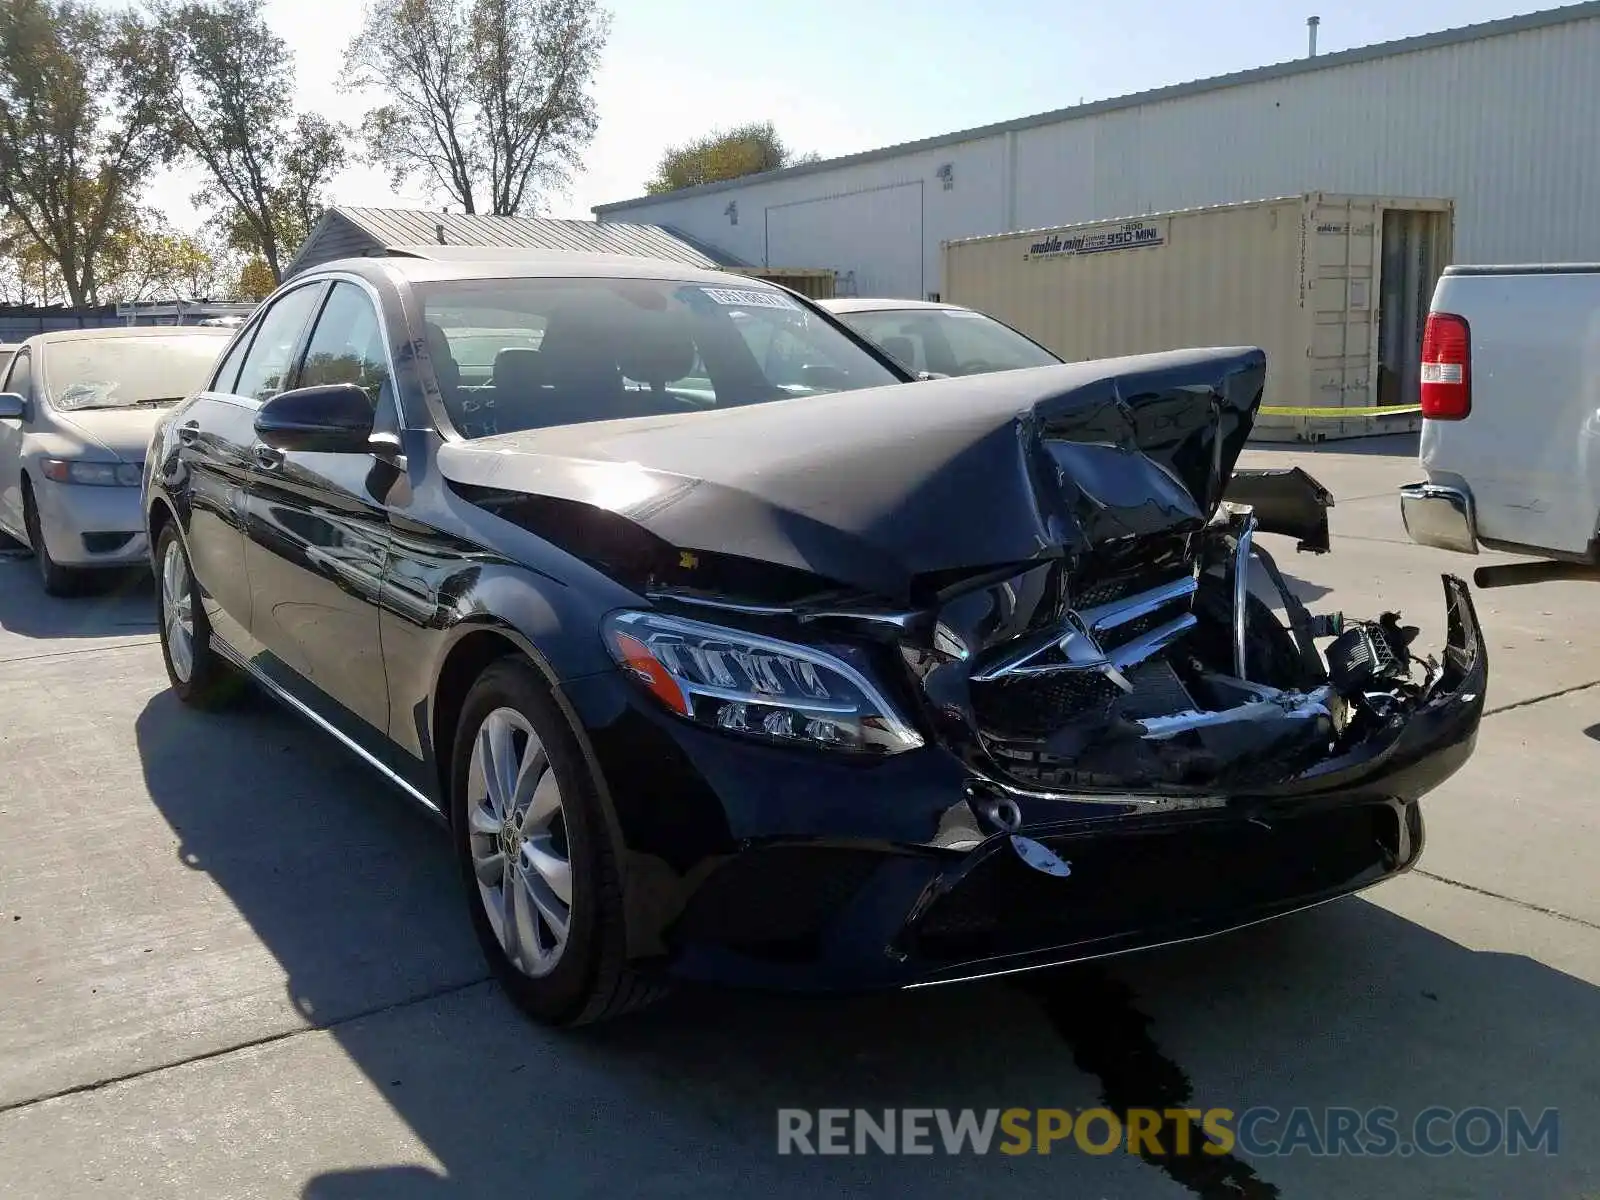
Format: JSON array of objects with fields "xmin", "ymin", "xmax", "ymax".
[{"xmin": 1420, "ymin": 312, "xmax": 1471, "ymax": 420}]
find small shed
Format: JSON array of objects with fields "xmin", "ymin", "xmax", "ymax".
[{"xmin": 284, "ymin": 207, "xmax": 746, "ymax": 278}]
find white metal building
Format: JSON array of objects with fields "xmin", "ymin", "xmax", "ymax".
[{"xmin": 593, "ymin": 3, "xmax": 1600, "ymax": 300}]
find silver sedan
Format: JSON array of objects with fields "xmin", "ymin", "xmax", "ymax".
[{"xmin": 0, "ymin": 326, "xmax": 231, "ymax": 595}]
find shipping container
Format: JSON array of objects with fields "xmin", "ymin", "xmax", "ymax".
[{"xmin": 942, "ymin": 193, "xmax": 1454, "ymax": 440}]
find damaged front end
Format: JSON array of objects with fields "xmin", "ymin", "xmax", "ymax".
[
  {"xmin": 904, "ymin": 507, "xmax": 1484, "ymax": 806},
  {"xmin": 441, "ymin": 345, "xmax": 1488, "ymax": 984}
]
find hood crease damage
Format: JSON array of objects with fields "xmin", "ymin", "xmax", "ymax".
[{"xmin": 440, "ymin": 347, "xmax": 1485, "ymax": 804}]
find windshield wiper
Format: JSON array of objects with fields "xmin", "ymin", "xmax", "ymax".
[{"xmin": 134, "ymin": 396, "xmax": 186, "ymax": 407}]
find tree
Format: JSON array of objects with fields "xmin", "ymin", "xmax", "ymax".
[
  {"xmin": 159, "ymin": 0, "xmax": 349, "ymax": 284},
  {"xmin": 0, "ymin": 0, "xmax": 176, "ymax": 306},
  {"xmin": 645, "ymin": 122, "xmax": 818, "ymax": 195},
  {"xmin": 98, "ymin": 211, "xmax": 235, "ymax": 301},
  {"xmin": 343, "ymin": 0, "xmax": 610, "ymax": 215},
  {"xmin": 2, "ymin": 205, "xmax": 235, "ymax": 305},
  {"xmin": 0, "ymin": 216, "xmax": 68, "ymax": 304},
  {"xmin": 234, "ymin": 256, "xmax": 277, "ymax": 300}
]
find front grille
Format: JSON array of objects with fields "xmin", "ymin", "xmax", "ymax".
[
  {"xmin": 1097, "ymin": 607, "xmax": 1179, "ymax": 652},
  {"xmin": 1072, "ymin": 568, "xmax": 1186, "ymax": 612},
  {"xmin": 970, "ymin": 671, "xmax": 1123, "ymax": 739}
]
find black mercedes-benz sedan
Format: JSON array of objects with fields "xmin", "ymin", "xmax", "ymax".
[{"xmin": 141, "ymin": 248, "xmax": 1488, "ymax": 1026}]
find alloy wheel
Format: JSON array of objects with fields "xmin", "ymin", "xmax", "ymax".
[
  {"xmin": 466, "ymin": 707, "xmax": 572, "ymax": 978},
  {"xmin": 161, "ymin": 538, "xmax": 195, "ymax": 684}
]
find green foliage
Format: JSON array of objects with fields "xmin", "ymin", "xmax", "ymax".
[
  {"xmin": 0, "ymin": 0, "xmax": 177, "ymax": 305},
  {"xmin": 645, "ymin": 121, "xmax": 818, "ymax": 195}
]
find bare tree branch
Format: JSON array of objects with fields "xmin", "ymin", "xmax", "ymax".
[
  {"xmin": 343, "ymin": 0, "xmax": 607, "ymax": 217},
  {"xmin": 159, "ymin": 0, "xmax": 349, "ymax": 283}
]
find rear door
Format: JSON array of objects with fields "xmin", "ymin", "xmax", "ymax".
[
  {"xmin": 242, "ymin": 279, "xmax": 397, "ymax": 736},
  {"xmin": 181, "ymin": 284, "xmax": 326, "ymax": 651}
]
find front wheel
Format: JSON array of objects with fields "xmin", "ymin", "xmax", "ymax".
[
  {"xmin": 155, "ymin": 523, "xmax": 238, "ymax": 709},
  {"xmin": 450, "ymin": 658, "xmax": 665, "ymax": 1026},
  {"xmin": 22, "ymin": 485, "xmax": 83, "ymax": 598}
]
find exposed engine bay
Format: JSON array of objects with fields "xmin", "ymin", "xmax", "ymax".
[{"xmin": 901, "ymin": 501, "xmax": 1446, "ymax": 794}]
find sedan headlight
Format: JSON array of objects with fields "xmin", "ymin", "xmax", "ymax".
[
  {"xmin": 40, "ymin": 458, "xmax": 142, "ymax": 487},
  {"xmin": 602, "ymin": 610, "xmax": 924, "ymax": 755}
]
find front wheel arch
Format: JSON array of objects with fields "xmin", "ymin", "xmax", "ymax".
[
  {"xmin": 146, "ymin": 496, "xmax": 177, "ymax": 564},
  {"xmin": 426, "ymin": 624, "xmax": 621, "ymax": 845}
]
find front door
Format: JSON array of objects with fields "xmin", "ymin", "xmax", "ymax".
[
  {"xmin": 0, "ymin": 348, "xmax": 34, "ymax": 539},
  {"xmin": 185, "ymin": 284, "xmax": 328, "ymax": 651},
  {"xmin": 242, "ymin": 280, "xmax": 398, "ymax": 737}
]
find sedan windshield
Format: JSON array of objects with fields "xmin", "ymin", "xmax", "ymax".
[
  {"xmin": 47, "ymin": 335, "xmax": 226, "ymax": 411},
  {"xmin": 420, "ymin": 277, "xmax": 904, "ymax": 438},
  {"xmin": 837, "ymin": 307, "xmax": 1060, "ymax": 377}
]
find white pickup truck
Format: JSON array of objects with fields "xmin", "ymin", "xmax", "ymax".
[{"xmin": 1399, "ymin": 263, "xmax": 1600, "ymax": 589}]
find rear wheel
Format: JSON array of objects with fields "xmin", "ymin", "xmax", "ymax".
[
  {"xmin": 450, "ymin": 658, "xmax": 666, "ymax": 1026},
  {"xmin": 22, "ymin": 483, "xmax": 83, "ymax": 598},
  {"xmin": 155, "ymin": 523, "xmax": 237, "ymax": 709}
]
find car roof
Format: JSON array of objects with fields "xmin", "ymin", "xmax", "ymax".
[
  {"xmin": 306, "ymin": 248, "xmax": 780, "ymax": 290},
  {"xmin": 16, "ymin": 326, "xmax": 233, "ymax": 349},
  {"xmin": 818, "ymin": 297, "xmax": 973, "ymax": 314}
]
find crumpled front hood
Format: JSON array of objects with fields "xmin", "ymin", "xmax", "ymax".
[{"xmin": 436, "ymin": 347, "xmax": 1267, "ymax": 604}]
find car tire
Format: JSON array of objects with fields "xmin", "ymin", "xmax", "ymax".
[
  {"xmin": 450, "ymin": 657, "xmax": 667, "ymax": 1026},
  {"xmin": 154, "ymin": 523, "xmax": 238, "ymax": 709},
  {"xmin": 22, "ymin": 483, "xmax": 83, "ymax": 598}
]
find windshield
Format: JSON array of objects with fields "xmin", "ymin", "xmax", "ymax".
[
  {"xmin": 46, "ymin": 335, "xmax": 226, "ymax": 411},
  {"xmin": 836, "ymin": 307, "xmax": 1060, "ymax": 377},
  {"xmin": 420, "ymin": 276, "xmax": 904, "ymax": 438}
]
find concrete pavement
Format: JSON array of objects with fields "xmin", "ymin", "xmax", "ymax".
[{"xmin": 0, "ymin": 435, "xmax": 1596, "ymax": 1198}]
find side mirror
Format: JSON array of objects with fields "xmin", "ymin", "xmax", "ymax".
[
  {"xmin": 0, "ymin": 392, "xmax": 25, "ymax": 420},
  {"xmin": 254, "ymin": 383, "xmax": 375, "ymax": 453}
]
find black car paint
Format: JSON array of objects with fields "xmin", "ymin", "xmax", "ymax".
[
  {"xmin": 431, "ymin": 345, "xmax": 1264, "ymax": 607},
  {"xmin": 145, "ymin": 256, "xmax": 1488, "ymax": 992}
]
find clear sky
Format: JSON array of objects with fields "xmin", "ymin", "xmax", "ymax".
[{"xmin": 142, "ymin": 0, "xmax": 1560, "ymax": 229}]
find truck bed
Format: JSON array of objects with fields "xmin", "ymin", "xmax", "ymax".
[{"xmin": 1403, "ymin": 263, "xmax": 1600, "ymax": 564}]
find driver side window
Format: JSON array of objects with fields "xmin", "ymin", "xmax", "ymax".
[
  {"xmin": 298, "ymin": 282, "xmax": 391, "ymax": 408},
  {"xmin": 232, "ymin": 284, "xmax": 324, "ymax": 402}
]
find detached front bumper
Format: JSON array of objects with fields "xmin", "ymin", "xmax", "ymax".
[
  {"xmin": 1401, "ymin": 481, "xmax": 1479, "ymax": 555},
  {"xmin": 562, "ymin": 575, "xmax": 1487, "ymax": 993}
]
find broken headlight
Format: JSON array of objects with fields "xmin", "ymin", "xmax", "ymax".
[{"xmin": 601, "ymin": 610, "xmax": 924, "ymax": 755}]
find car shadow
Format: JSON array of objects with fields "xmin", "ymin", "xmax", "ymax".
[
  {"xmin": 0, "ymin": 556, "xmax": 157, "ymax": 642},
  {"xmin": 133, "ymin": 691, "xmax": 1599, "ymax": 1198}
]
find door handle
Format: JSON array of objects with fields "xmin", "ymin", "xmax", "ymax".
[
  {"xmin": 253, "ymin": 443, "xmax": 285, "ymax": 470},
  {"xmin": 177, "ymin": 421, "xmax": 200, "ymax": 446}
]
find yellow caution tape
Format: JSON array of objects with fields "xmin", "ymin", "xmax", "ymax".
[{"xmin": 1258, "ymin": 404, "xmax": 1422, "ymax": 418}]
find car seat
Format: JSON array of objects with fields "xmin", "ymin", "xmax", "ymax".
[
  {"xmin": 616, "ymin": 313, "xmax": 697, "ymax": 402},
  {"xmin": 528, "ymin": 300, "xmax": 627, "ymax": 427}
]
